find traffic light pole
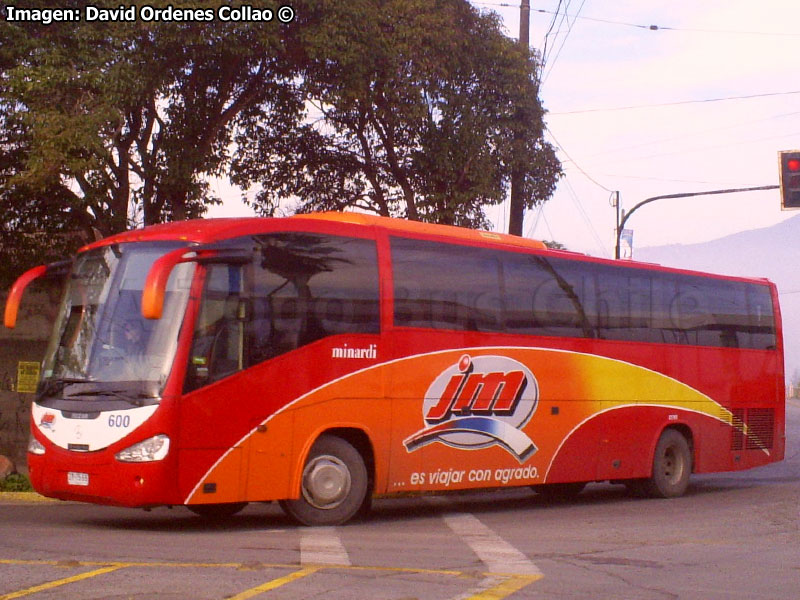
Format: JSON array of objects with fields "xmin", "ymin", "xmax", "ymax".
[{"xmin": 614, "ymin": 185, "xmax": 779, "ymax": 260}]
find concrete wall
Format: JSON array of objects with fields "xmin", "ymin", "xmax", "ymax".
[{"xmin": 0, "ymin": 280, "xmax": 62, "ymax": 473}]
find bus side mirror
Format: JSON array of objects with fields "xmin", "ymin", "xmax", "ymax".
[
  {"xmin": 4, "ymin": 260, "xmax": 71, "ymax": 329},
  {"xmin": 4, "ymin": 265, "xmax": 48, "ymax": 329},
  {"xmin": 141, "ymin": 247, "xmax": 252, "ymax": 320},
  {"xmin": 142, "ymin": 248, "xmax": 197, "ymax": 320}
]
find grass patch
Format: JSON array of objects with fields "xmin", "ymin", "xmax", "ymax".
[{"xmin": 0, "ymin": 473, "xmax": 33, "ymax": 492}]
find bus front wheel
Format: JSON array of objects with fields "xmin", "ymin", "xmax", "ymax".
[
  {"xmin": 638, "ymin": 429, "xmax": 692, "ymax": 498},
  {"xmin": 280, "ymin": 435, "xmax": 368, "ymax": 526}
]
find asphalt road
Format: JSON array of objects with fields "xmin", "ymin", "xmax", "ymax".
[{"xmin": 1, "ymin": 401, "xmax": 798, "ymax": 600}]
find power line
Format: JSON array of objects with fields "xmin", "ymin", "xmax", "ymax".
[
  {"xmin": 539, "ymin": 0, "xmax": 563, "ymax": 65},
  {"xmin": 550, "ymin": 90, "xmax": 800, "ymax": 115},
  {"xmin": 541, "ymin": 0, "xmax": 586, "ymax": 84},
  {"xmin": 589, "ymin": 173, "xmax": 772, "ymax": 187},
  {"xmin": 563, "ymin": 177, "xmax": 610, "ymax": 258},
  {"xmin": 471, "ymin": 2, "xmax": 800, "ymax": 37},
  {"xmin": 545, "ymin": 126, "xmax": 613, "ymax": 193},
  {"xmin": 573, "ymin": 111, "xmax": 800, "ymax": 161},
  {"xmin": 591, "ymin": 130, "xmax": 800, "ymax": 165}
]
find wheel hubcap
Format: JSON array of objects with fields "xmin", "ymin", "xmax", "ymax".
[
  {"xmin": 302, "ymin": 455, "xmax": 351, "ymax": 509},
  {"xmin": 663, "ymin": 447, "xmax": 683, "ymax": 483}
]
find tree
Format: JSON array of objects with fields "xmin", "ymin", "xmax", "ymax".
[
  {"xmin": 232, "ymin": 0, "xmax": 561, "ymax": 229},
  {"xmin": 1, "ymin": 0, "xmax": 560, "ymax": 287},
  {"xmin": 543, "ymin": 240, "xmax": 567, "ymax": 250},
  {"xmin": 1, "ymin": 0, "xmax": 298, "ymax": 238},
  {"xmin": 0, "ymin": 5, "xmax": 90, "ymax": 285}
]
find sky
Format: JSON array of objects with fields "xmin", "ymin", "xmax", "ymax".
[{"xmin": 207, "ymin": 0, "xmax": 800, "ymax": 259}]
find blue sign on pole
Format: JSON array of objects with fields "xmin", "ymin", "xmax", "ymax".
[{"xmin": 620, "ymin": 229, "xmax": 634, "ymax": 259}]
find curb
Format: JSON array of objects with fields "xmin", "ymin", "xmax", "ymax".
[{"xmin": 0, "ymin": 492, "xmax": 59, "ymax": 503}]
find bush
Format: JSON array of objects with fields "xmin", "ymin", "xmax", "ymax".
[{"xmin": 0, "ymin": 473, "xmax": 33, "ymax": 492}]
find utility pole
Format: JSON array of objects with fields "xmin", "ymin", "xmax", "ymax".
[{"xmin": 508, "ymin": 0, "xmax": 530, "ymax": 237}]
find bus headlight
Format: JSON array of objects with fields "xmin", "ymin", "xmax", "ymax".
[
  {"xmin": 28, "ymin": 437, "xmax": 46, "ymax": 455},
  {"xmin": 115, "ymin": 434, "xmax": 170, "ymax": 463}
]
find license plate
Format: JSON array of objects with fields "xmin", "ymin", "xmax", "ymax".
[{"xmin": 67, "ymin": 471, "xmax": 89, "ymax": 486}]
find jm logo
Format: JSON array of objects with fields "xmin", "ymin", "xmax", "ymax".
[
  {"xmin": 404, "ymin": 354, "xmax": 539, "ymax": 463},
  {"xmin": 425, "ymin": 354, "xmax": 527, "ymax": 422}
]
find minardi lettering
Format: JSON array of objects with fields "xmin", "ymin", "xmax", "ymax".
[{"xmin": 331, "ymin": 344, "xmax": 377, "ymax": 359}]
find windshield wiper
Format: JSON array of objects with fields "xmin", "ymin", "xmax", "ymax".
[
  {"xmin": 38, "ymin": 377, "xmax": 94, "ymax": 399},
  {"xmin": 66, "ymin": 389, "xmax": 158, "ymax": 407}
]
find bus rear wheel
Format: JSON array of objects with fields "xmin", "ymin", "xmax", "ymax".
[
  {"xmin": 640, "ymin": 429, "xmax": 692, "ymax": 498},
  {"xmin": 280, "ymin": 435, "xmax": 368, "ymax": 526}
]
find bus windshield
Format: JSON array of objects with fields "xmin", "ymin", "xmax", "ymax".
[{"xmin": 40, "ymin": 242, "xmax": 194, "ymax": 401}]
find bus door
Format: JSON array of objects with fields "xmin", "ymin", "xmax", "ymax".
[{"xmin": 179, "ymin": 262, "xmax": 251, "ymax": 504}]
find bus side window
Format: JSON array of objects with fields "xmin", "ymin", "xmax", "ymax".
[
  {"xmin": 247, "ymin": 233, "xmax": 380, "ymax": 365},
  {"xmin": 391, "ymin": 237, "xmax": 503, "ymax": 332},
  {"xmin": 185, "ymin": 265, "xmax": 245, "ymax": 392},
  {"xmin": 746, "ymin": 284, "xmax": 776, "ymax": 350},
  {"xmin": 535, "ymin": 258, "xmax": 596, "ymax": 338}
]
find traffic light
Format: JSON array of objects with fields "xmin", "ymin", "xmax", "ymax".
[{"xmin": 779, "ymin": 150, "xmax": 800, "ymax": 209}]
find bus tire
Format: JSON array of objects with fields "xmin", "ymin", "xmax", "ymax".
[
  {"xmin": 187, "ymin": 502, "xmax": 248, "ymax": 519},
  {"xmin": 280, "ymin": 435, "xmax": 368, "ymax": 526},
  {"xmin": 642, "ymin": 429, "xmax": 692, "ymax": 498}
]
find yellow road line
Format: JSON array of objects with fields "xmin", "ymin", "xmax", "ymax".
[
  {"xmin": 0, "ymin": 558, "xmax": 463, "ymax": 576},
  {"xmin": 0, "ymin": 558, "xmax": 543, "ymax": 599},
  {"xmin": 227, "ymin": 567, "xmax": 320, "ymax": 600},
  {"xmin": 466, "ymin": 575, "xmax": 543, "ymax": 600},
  {"xmin": 0, "ymin": 565, "xmax": 123, "ymax": 600}
]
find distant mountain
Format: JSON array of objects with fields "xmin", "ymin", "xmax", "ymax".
[{"xmin": 636, "ymin": 213, "xmax": 800, "ymax": 382}]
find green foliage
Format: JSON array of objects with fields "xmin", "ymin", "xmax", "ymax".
[
  {"xmin": 2, "ymin": 0, "xmax": 293, "ymax": 238},
  {"xmin": 0, "ymin": 473, "xmax": 33, "ymax": 492},
  {"xmin": 1, "ymin": 0, "xmax": 561, "ymax": 276},
  {"xmin": 543, "ymin": 240, "xmax": 568, "ymax": 250},
  {"xmin": 233, "ymin": 0, "xmax": 561, "ymax": 229}
]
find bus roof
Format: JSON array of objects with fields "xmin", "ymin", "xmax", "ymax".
[
  {"xmin": 80, "ymin": 212, "xmax": 547, "ymax": 252},
  {"xmin": 78, "ymin": 211, "xmax": 771, "ymax": 287},
  {"xmin": 292, "ymin": 212, "xmax": 548, "ymax": 250}
]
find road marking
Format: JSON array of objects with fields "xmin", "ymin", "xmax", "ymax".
[
  {"xmin": 227, "ymin": 567, "xmax": 320, "ymax": 600},
  {"xmin": 0, "ymin": 557, "xmax": 539, "ymax": 599},
  {"xmin": 442, "ymin": 513, "xmax": 543, "ymax": 577},
  {"xmin": 462, "ymin": 574, "xmax": 542, "ymax": 600},
  {"xmin": 0, "ymin": 565, "xmax": 123, "ymax": 600},
  {"xmin": 441, "ymin": 512, "xmax": 543, "ymax": 599},
  {"xmin": 0, "ymin": 558, "xmax": 460, "ymax": 574},
  {"xmin": 300, "ymin": 526, "xmax": 351, "ymax": 566}
]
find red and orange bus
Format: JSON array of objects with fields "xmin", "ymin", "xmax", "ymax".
[{"xmin": 4, "ymin": 213, "xmax": 785, "ymax": 525}]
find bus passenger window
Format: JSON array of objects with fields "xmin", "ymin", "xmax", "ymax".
[
  {"xmin": 391, "ymin": 237, "xmax": 503, "ymax": 332},
  {"xmin": 247, "ymin": 233, "xmax": 379, "ymax": 365}
]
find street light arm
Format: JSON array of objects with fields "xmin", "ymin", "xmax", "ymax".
[{"xmin": 614, "ymin": 185, "xmax": 779, "ymax": 259}]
